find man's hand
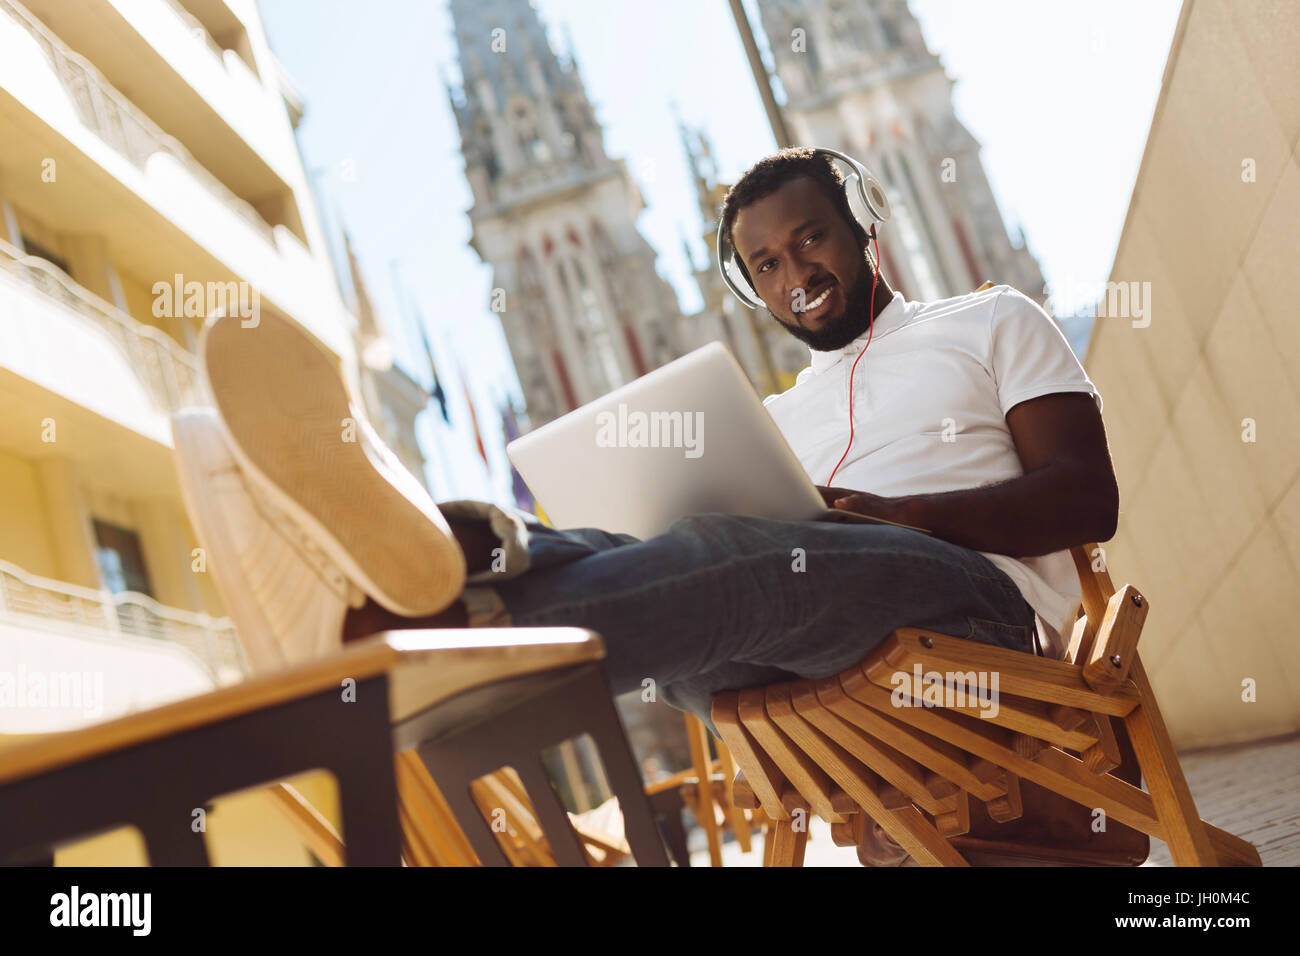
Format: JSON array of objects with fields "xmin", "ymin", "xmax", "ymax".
[
  {"xmin": 815, "ymin": 484, "xmax": 857, "ymax": 508},
  {"xmin": 815, "ymin": 485, "xmax": 919, "ymax": 526}
]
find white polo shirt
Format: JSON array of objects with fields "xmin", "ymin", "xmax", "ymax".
[{"xmin": 762, "ymin": 284, "xmax": 1102, "ymax": 659}]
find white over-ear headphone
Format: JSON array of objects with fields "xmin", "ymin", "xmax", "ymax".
[{"xmin": 717, "ymin": 147, "xmax": 891, "ymax": 310}]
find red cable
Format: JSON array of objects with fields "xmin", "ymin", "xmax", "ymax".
[{"xmin": 826, "ymin": 231, "xmax": 881, "ymax": 490}]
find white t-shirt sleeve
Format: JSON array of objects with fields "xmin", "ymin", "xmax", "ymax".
[{"xmin": 988, "ymin": 286, "xmax": 1102, "ymax": 416}]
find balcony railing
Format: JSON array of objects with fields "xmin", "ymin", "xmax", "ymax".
[
  {"xmin": 0, "ymin": 558, "xmax": 248, "ymax": 684},
  {"xmin": 0, "ymin": 236, "xmax": 201, "ymax": 414},
  {"xmin": 0, "ymin": 0, "xmax": 275, "ymax": 244},
  {"xmin": 158, "ymin": 0, "xmax": 228, "ymax": 65}
]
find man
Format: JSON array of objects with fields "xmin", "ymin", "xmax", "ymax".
[{"xmin": 175, "ymin": 147, "xmax": 1118, "ymax": 864}]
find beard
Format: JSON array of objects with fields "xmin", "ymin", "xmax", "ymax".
[{"xmin": 767, "ymin": 251, "xmax": 880, "ymax": 352}]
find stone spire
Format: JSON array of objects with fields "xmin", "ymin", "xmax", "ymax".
[
  {"xmin": 445, "ymin": 0, "xmax": 685, "ymax": 427},
  {"xmin": 754, "ymin": 0, "xmax": 1048, "ymax": 305}
]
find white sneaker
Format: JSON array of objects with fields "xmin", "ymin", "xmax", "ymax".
[
  {"xmin": 198, "ymin": 309, "xmax": 467, "ymax": 621},
  {"xmin": 171, "ymin": 407, "xmax": 364, "ymax": 673}
]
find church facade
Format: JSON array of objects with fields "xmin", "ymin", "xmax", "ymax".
[{"xmin": 445, "ymin": 0, "xmax": 685, "ymax": 429}]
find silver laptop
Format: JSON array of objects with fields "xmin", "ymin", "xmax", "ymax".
[{"xmin": 505, "ymin": 341, "xmax": 930, "ymax": 539}]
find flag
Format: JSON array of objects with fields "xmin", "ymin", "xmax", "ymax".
[
  {"xmin": 500, "ymin": 399, "xmax": 535, "ymax": 514},
  {"xmin": 414, "ymin": 310, "xmax": 450, "ymax": 423},
  {"xmin": 458, "ymin": 363, "xmax": 489, "ymax": 468}
]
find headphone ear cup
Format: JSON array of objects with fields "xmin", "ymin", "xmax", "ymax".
[
  {"xmin": 844, "ymin": 174, "xmax": 871, "ymax": 233},
  {"xmin": 727, "ymin": 259, "xmax": 762, "ymax": 309},
  {"xmin": 717, "ymin": 225, "xmax": 764, "ymax": 309},
  {"xmin": 860, "ymin": 173, "xmax": 891, "ymax": 224}
]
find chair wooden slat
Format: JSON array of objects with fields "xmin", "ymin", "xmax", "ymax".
[
  {"xmin": 715, "ymin": 736, "xmax": 754, "ymax": 853},
  {"xmin": 817, "ymin": 676, "xmax": 1008, "ymax": 800},
  {"xmin": 712, "ymin": 692, "xmax": 790, "ymax": 820},
  {"xmin": 789, "ymin": 682, "xmax": 960, "ymax": 815},
  {"xmin": 741, "ymin": 686, "xmax": 846, "ymax": 824},
  {"xmin": 864, "ymin": 628, "xmax": 1141, "ymax": 716},
  {"xmin": 268, "ymin": 782, "xmax": 346, "ymax": 867}
]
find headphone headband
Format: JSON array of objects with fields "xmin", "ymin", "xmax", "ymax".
[{"xmin": 717, "ymin": 147, "xmax": 891, "ymax": 310}]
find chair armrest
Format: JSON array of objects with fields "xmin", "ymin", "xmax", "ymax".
[{"xmin": 0, "ymin": 638, "xmax": 399, "ymax": 786}]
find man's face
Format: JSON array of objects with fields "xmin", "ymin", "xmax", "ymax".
[{"xmin": 732, "ymin": 176, "xmax": 877, "ymax": 352}]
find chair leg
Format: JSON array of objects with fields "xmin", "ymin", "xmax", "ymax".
[
  {"xmin": 433, "ymin": 771, "xmax": 515, "ymax": 867},
  {"xmin": 582, "ymin": 675, "xmax": 673, "ymax": 866},
  {"xmin": 647, "ymin": 788, "xmax": 692, "ymax": 866},
  {"xmin": 138, "ymin": 815, "xmax": 211, "ymax": 866},
  {"xmin": 395, "ymin": 752, "xmax": 478, "ymax": 865},
  {"xmin": 716, "ymin": 737, "xmax": 754, "ymax": 853},
  {"xmin": 764, "ymin": 817, "xmax": 808, "ymax": 866},
  {"xmin": 1124, "ymin": 656, "xmax": 1219, "ymax": 865},
  {"xmin": 404, "ymin": 664, "xmax": 671, "ymax": 867},
  {"xmin": 685, "ymin": 713, "xmax": 723, "ymax": 866}
]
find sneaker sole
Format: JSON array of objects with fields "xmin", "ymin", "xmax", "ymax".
[
  {"xmin": 201, "ymin": 311, "xmax": 466, "ymax": 617},
  {"xmin": 172, "ymin": 408, "xmax": 295, "ymax": 672}
]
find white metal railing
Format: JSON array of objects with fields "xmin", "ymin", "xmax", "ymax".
[
  {"xmin": 0, "ymin": 235, "xmax": 201, "ymax": 413},
  {"xmin": 0, "ymin": 0, "xmax": 275, "ymax": 244},
  {"xmin": 157, "ymin": 0, "xmax": 227, "ymax": 64},
  {"xmin": 0, "ymin": 558, "xmax": 248, "ymax": 683}
]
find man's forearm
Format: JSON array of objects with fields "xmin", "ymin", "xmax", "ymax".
[{"xmin": 894, "ymin": 464, "xmax": 1117, "ymax": 557}]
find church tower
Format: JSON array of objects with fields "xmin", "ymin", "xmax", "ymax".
[
  {"xmin": 445, "ymin": 0, "xmax": 685, "ymax": 429},
  {"xmin": 754, "ymin": 0, "xmax": 1047, "ymax": 304}
]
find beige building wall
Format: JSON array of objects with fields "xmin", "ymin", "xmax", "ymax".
[{"xmin": 1084, "ymin": 0, "xmax": 1300, "ymax": 749}]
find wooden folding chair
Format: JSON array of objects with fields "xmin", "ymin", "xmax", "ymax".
[
  {"xmin": 278, "ymin": 627, "xmax": 672, "ymax": 867},
  {"xmin": 388, "ymin": 752, "xmax": 634, "ymax": 867},
  {"xmin": 641, "ymin": 713, "xmax": 758, "ymax": 866},
  {"xmin": 711, "ymin": 542, "xmax": 1264, "ymax": 867},
  {"xmin": 267, "ymin": 673, "xmax": 755, "ymax": 868}
]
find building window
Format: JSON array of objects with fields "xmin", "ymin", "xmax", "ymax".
[
  {"xmin": 572, "ymin": 261, "xmax": 622, "ymax": 390},
  {"xmin": 878, "ymin": 153, "xmax": 944, "ymax": 300},
  {"xmin": 20, "ymin": 235, "xmax": 71, "ymax": 277},
  {"xmin": 879, "ymin": 13, "xmax": 901, "ymax": 49},
  {"xmin": 514, "ymin": 104, "xmax": 550, "ymax": 163},
  {"xmin": 893, "ymin": 151, "xmax": 957, "ymax": 294},
  {"xmin": 93, "ymin": 520, "xmax": 153, "ymax": 597}
]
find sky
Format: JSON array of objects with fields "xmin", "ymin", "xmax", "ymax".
[{"xmin": 258, "ymin": 0, "xmax": 1182, "ymax": 506}]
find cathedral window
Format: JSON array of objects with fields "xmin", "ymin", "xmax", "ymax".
[
  {"xmin": 878, "ymin": 153, "xmax": 943, "ymax": 300},
  {"xmin": 562, "ymin": 258, "xmax": 622, "ymax": 392},
  {"xmin": 879, "ymin": 13, "xmax": 901, "ymax": 49},
  {"xmin": 513, "ymin": 103, "xmax": 549, "ymax": 162}
]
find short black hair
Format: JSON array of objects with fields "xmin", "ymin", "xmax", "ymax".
[{"xmin": 719, "ymin": 146, "xmax": 869, "ymax": 290}]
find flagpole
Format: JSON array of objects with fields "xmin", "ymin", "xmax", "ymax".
[
  {"xmin": 389, "ymin": 259, "xmax": 458, "ymax": 500},
  {"xmin": 727, "ymin": 0, "xmax": 794, "ymax": 148}
]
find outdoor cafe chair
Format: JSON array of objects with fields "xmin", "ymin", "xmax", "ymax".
[{"xmin": 711, "ymin": 540, "xmax": 1265, "ymax": 867}]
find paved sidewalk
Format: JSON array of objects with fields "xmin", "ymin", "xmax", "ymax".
[{"xmin": 1144, "ymin": 733, "xmax": 1299, "ymax": 867}]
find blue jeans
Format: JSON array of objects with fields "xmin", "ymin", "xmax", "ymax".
[{"xmin": 442, "ymin": 504, "xmax": 1039, "ymax": 740}]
